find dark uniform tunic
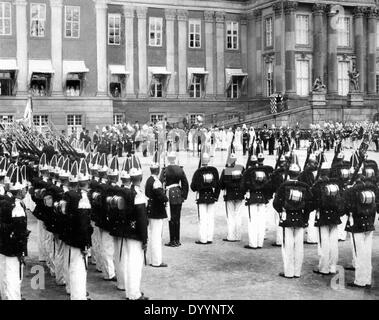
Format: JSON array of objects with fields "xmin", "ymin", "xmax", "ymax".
[
  {"xmin": 145, "ymin": 176, "xmax": 168, "ymax": 220},
  {"xmin": 190, "ymin": 166, "xmax": 220, "ymax": 204},
  {"xmin": 241, "ymin": 165, "xmax": 273, "ymax": 205},
  {"xmin": 219, "ymin": 164, "xmax": 245, "ymax": 201}
]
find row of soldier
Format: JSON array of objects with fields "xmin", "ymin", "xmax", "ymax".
[{"xmin": 0, "ymin": 121, "xmax": 378, "ymax": 300}]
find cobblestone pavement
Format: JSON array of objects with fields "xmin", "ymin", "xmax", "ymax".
[{"xmin": 21, "ymin": 147, "xmax": 379, "ymax": 300}]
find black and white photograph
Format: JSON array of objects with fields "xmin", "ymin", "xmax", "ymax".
[{"xmin": 0, "ymin": 0, "xmax": 379, "ymax": 305}]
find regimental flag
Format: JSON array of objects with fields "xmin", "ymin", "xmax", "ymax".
[{"xmin": 23, "ymin": 96, "xmax": 33, "ymax": 127}]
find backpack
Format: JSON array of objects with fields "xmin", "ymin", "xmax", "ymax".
[{"xmin": 284, "ymin": 185, "xmax": 306, "ymax": 211}]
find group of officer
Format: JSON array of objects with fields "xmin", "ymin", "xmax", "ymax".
[{"xmin": 0, "ymin": 119, "xmax": 378, "ymax": 300}]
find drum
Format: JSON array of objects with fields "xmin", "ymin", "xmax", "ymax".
[
  {"xmin": 110, "ymin": 196, "xmax": 125, "ymax": 210},
  {"xmin": 364, "ymin": 168, "xmax": 375, "ymax": 178},
  {"xmin": 340, "ymin": 169, "xmax": 349, "ymax": 179},
  {"xmin": 325, "ymin": 184, "xmax": 339, "ymax": 197},
  {"xmin": 359, "ymin": 190, "xmax": 375, "ymax": 205},
  {"xmin": 203, "ymin": 173, "xmax": 213, "ymax": 184},
  {"xmin": 289, "ymin": 189, "xmax": 303, "ymax": 202},
  {"xmin": 254, "ymin": 171, "xmax": 266, "ymax": 182},
  {"xmin": 231, "ymin": 170, "xmax": 241, "ymax": 181}
]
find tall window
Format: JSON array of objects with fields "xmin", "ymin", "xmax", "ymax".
[
  {"xmin": 296, "ymin": 60, "xmax": 310, "ymax": 96},
  {"xmin": 377, "ymin": 21, "xmax": 379, "ymax": 49},
  {"xmin": 108, "ymin": 14, "xmax": 121, "ymax": 45},
  {"xmin": 226, "ymin": 21, "xmax": 238, "ymax": 50},
  {"xmin": 296, "ymin": 15, "xmax": 309, "ymax": 45},
  {"xmin": 33, "ymin": 115, "xmax": 49, "ymax": 132},
  {"xmin": 65, "ymin": 6, "xmax": 80, "ymax": 38},
  {"xmin": 265, "ymin": 17, "xmax": 273, "ymax": 47},
  {"xmin": 113, "ymin": 114, "xmax": 123, "ymax": 125},
  {"xmin": 0, "ymin": 71, "xmax": 14, "ymax": 96},
  {"xmin": 67, "ymin": 114, "xmax": 82, "ymax": 137},
  {"xmin": 376, "ymin": 74, "xmax": 379, "ymax": 93},
  {"xmin": 189, "ymin": 19, "xmax": 201, "ymax": 48},
  {"xmin": 149, "ymin": 17, "xmax": 162, "ymax": 47},
  {"xmin": 150, "ymin": 114, "xmax": 164, "ymax": 123},
  {"xmin": 150, "ymin": 76, "xmax": 163, "ymax": 97},
  {"xmin": 337, "ymin": 17, "xmax": 350, "ymax": 47},
  {"xmin": 227, "ymin": 78, "xmax": 240, "ymax": 99},
  {"xmin": 30, "ymin": 3, "xmax": 46, "ymax": 37},
  {"xmin": 189, "ymin": 75, "xmax": 202, "ymax": 98},
  {"xmin": 265, "ymin": 61, "xmax": 274, "ymax": 97},
  {"xmin": 0, "ymin": 2, "xmax": 11, "ymax": 36},
  {"xmin": 338, "ymin": 61, "xmax": 350, "ymax": 96}
]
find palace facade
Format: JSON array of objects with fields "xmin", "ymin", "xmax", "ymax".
[{"xmin": 0, "ymin": 0, "xmax": 379, "ymax": 132}]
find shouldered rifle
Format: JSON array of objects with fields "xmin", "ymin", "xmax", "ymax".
[
  {"xmin": 303, "ymin": 139, "xmax": 314, "ymax": 171},
  {"xmin": 348, "ymin": 135, "xmax": 371, "ymax": 186}
]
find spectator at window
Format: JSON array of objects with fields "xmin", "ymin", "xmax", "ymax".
[{"xmin": 39, "ymin": 85, "xmax": 46, "ymax": 96}]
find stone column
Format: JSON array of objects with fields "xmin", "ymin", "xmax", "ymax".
[
  {"xmin": 312, "ymin": 3, "xmax": 327, "ymax": 87},
  {"xmin": 215, "ymin": 11, "xmax": 225, "ymax": 97},
  {"xmin": 165, "ymin": 9, "xmax": 176, "ymax": 98},
  {"xmin": 50, "ymin": 0, "xmax": 63, "ymax": 95},
  {"xmin": 255, "ymin": 9, "xmax": 263, "ymax": 96},
  {"xmin": 273, "ymin": 2, "xmax": 283, "ymax": 93},
  {"xmin": 240, "ymin": 16, "xmax": 248, "ymax": 96},
  {"xmin": 124, "ymin": 6, "xmax": 135, "ymax": 98},
  {"xmin": 177, "ymin": 9, "xmax": 188, "ymax": 98},
  {"xmin": 204, "ymin": 11, "xmax": 215, "ymax": 97},
  {"xmin": 327, "ymin": 6, "xmax": 338, "ymax": 95},
  {"xmin": 354, "ymin": 7, "xmax": 366, "ymax": 93},
  {"xmin": 95, "ymin": 0, "xmax": 108, "ymax": 96},
  {"xmin": 284, "ymin": 1, "xmax": 297, "ymax": 95},
  {"xmin": 136, "ymin": 7, "xmax": 148, "ymax": 98},
  {"xmin": 247, "ymin": 11, "xmax": 256, "ymax": 97},
  {"xmin": 15, "ymin": 0, "xmax": 28, "ymax": 95},
  {"xmin": 367, "ymin": 7, "xmax": 378, "ymax": 95}
]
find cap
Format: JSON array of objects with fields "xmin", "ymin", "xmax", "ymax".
[
  {"xmin": 39, "ymin": 153, "xmax": 49, "ymax": 172},
  {"xmin": 120, "ymin": 157, "xmax": 131, "ymax": 180},
  {"xmin": 107, "ymin": 156, "xmax": 119, "ymax": 177},
  {"xmin": 0, "ymin": 157, "xmax": 7, "ymax": 177},
  {"xmin": 130, "ymin": 154, "xmax": 142, "ymax": 178},
  {"xmin": 9, "ymin": 166, "xmax": 24, "ymax": 191},
  {"xmin": 78, "ymin": 158, "xmax": 91, "ymax": 182},
  {"xmin": 59, "ymin": 158, "xmax": 71, "ymax": 179},
  {"xmin": 69, "ymin": 161, "xmax": 79, "ymax": 183},
  {"xmin": 150, "ymin": 151, "xmax": 160, "ymax": 169}
]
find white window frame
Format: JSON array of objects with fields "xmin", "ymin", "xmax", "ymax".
[
  {"xmin": 377, "ymin": 21, "xmax": 379, "ymax": 49},
  {"xmin": 265, "ymin": 61, "xmax": 274, "ymax": 97},
  {"xmin": 30, "ymin": 3, "xmax": 46, "ymax": 37},
  {"xmin": 227, "ymin": 77, "xmax": 240, "ymax": 99},
  {"xmin": 0, "ymin": 2, "xmax": 11, "ymax": 36},
  {"xmin": 113, "ymin": 114, "xmax": 123, "ymax": 125},
  {"xmin": 226, "ymin": 21, "xmax": 239, "ymax": 50},
  {"xmin": 108, "ymin": 13, "xmax": 121, "ymax": 45},
  {"xmin": 33, "ymin": 114, "xmax": 49, "ymax": 132},
  {"xmin": 337, "ymin": 16, "xmax": 350, "ymax": 47},
  {"xmin": 150, "ymin": 113, "xmax": 165, "ymax": 123},
  {"xmin": 338, "ymin": 60, "xmax": 351, "ymax": 96},
  {"xmin": 189, "ymin": 75, "xmax": 202, "ymax": 98},
  {"xmin": 0, "ymin": 114, "xmax": 13, "ymax": 123},
  {"xmin": 150, "ymin": 76, "xmax": 163, "ymax": 98},
  {"xmin": 376, "ymin": 74, "xmax": 379, "ymax": 94},
  {"xmin": 67, "ymin": 114, "xmax": 83, "ymax": 137},
  {"xmin": 149, "ymin": 17, "xmax": 163, "ymax": 47},
  {"xmin": 64, "ymin": 6, "xmax": 80, "ymax": 39},
  {"xmin": 189, "ymin": 113, "xmax": 204, "ymax": 125},
  {"xmin": 188, "ymin": 19, "xmax": 201, "ymax": 49},
  {"xmin": 265, "ymin": 17, "xmax": 273, "ymax": 47},
  {"xmin": 296, "ymin": 14, "xmax": 309, "ymax": 46},
  {"xmin": 296, "ymin": 59, "xmax": 310, "ymax": 96}
]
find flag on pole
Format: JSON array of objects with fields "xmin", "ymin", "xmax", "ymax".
[{"xmin": 23, "ymin": 95, "xmax": 33, "ymax": 127}]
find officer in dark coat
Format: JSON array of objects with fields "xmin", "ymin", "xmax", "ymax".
[
  {"xmin": 343, "ymin": 174, "xmax": 377, "ymax": 288},
  {"xmin": 219, "ymin": 149, "xmax": 245, "ymax": 242},
  {"xmin": 273, "ymin": 153, "xmax": 313, "ymax": 279},
  {"xmin": 160, "ymin": 152, "xmax": 189, "ymax": 247},
  {"xmin": 191, "ymin": 152, "xmax": 220, "ymax": 245},
  {"xmin": 145, "ymin": 153, "xmax": 168, "ymax": 267}
]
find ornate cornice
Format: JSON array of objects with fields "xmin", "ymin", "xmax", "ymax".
[
  {"xmin": 215, "ymin": 11, "xmax": 225, "ymax": 23},
  {"xmin": 240, "ymin": 15, "xmax": 247, "ymax": 25},
  {"xmin": 204, "ymin": 10, "xmax": 214, "ymax": 23},
  {"xmin": 13, "ymin": 0, "xmax": 27, "ymax": 6},
  {"xmin": 312, "ymin": 3, "xmax": 327, "ymax": 15},
  {"xmin": 165, "ymin": 8, "xmax": 176, "ymax": 21},
  {"xmin": 353, "ymin": 6, "xmax": 367, "ymax": 18},
  {"xmin": 366, "ymin": 6, "xmax": 378, "ymax": 18},
  {"xmin": 123, "ymin": 6, "xmax": 135, "ymax": 19},
  {"xmin": 273, "ymin": 2, "xmax": 283, "ymax": 16},
  {"xmin": 136, "ymin": 6, "xmax": 147, "ymax": 19},
  {"xmin": 283, "ymin": 1, "xmax": 298, "ymax": 14},
  {"xmin": 177, "ymin": 9, "xmax": 188, "ymax": 21},
  {"xmin": 254, "ymin": 9, "xmax": 262, "ymax": 21}
]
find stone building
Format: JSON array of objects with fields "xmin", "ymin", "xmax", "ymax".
[{"xmin": 0, "ymin": 0, "xmax": 379, "ymax": 132}]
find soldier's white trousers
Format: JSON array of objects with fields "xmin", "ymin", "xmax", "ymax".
[
  {"xmin": 317, "ymin": 225, "xmax": 339, "ymax": 274},
  {"xmin": 114, "ymin": 237, "xmax": 127, "ymax": 290},
  {"xmin": 225, "ymin": 200, "xmax": 242, "ymax": 241},
  {"xmin": 0, "ymin": 254, "xmax": 22, "ymax": 300},
  {"xmin": 349, "ymin": 232, "xmax": 356, "ymax": 268},
  {"xmin": 91, "ymin": 225, "xmax": 102, "ymax": 271},
  {"xmin": 281, "ymin": 227, "xmax": 304, "ymax": 277},
  {"xmin": 351, "ymin": 231, "xmax": 373, "ymax": 286},
  {"xmin": 148, "ymin": 219, "xmax": 164, "ymax": 266},
  {"xmin": 247, "ymin": 204, "xmax": 266, "ymax": 248},
  {"xmin": 63, "ymin": 243, "xmax": 71, "ymax": 294},
  {"xmin": 338, "ymin": 215, "xmax": 348, "ymax": 241},
  {"xmin": 54, "ymin": 237, "xmax": 65, "ymax": 286},
  {"xmin": 37, "ymin": 220, "xmax": 48, "ymax": 262},
  {"xmin": 66, "ymin": 246, "xmax": 87, "ymax": 300},
  {"xmin": 274, "ymin": 213, "xmax": 283, "ymax": 245},
  {"xmin": 124, "ymin": 239, "xmax": 144, "ymax": 300},
  {"xmin": 306, "ymin": 211, "xmax": 318, "ymax": 243},
  {"xmin": 100, "ymin": 229, "xmax": 115, "ymax": 280},
  {"xmin": 198, "ymin": 203, "xmax": 215, "ymax": 243}
]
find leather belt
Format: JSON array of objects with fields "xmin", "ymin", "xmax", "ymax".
[{"xmin": 166, "ymin": 184, "xmax": 180, "ymax": 190}]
